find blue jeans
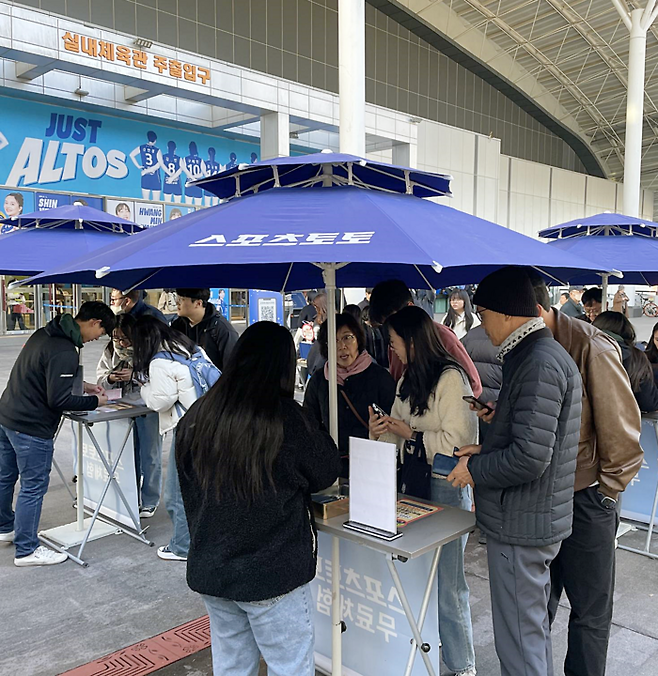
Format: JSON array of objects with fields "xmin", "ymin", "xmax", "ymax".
[
  {"xmin": 133, "ymin": 413, "xmax": 162, "ymax": 510},
  {"xmin": 0, "ymin": 425, "xmax": 54, "ymax": 557},
  {"xmin": 431, "ymin": 476, "xmax": 476, "ymax": 673},
  {"xmin": 202, "ymin": 583, "xmax": 315, "ymax": 676},
  {"xmin": 164, "ymin": 435, "xmax": 189, "ymax": 557}
]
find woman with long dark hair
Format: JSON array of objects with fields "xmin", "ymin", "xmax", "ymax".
[
  {"xmin": 176, "ymin": 322, "xmax": 340, "ymax": 675},
  {"xmin": 593, "ymin": 311, "xmax": 658, "ymax": 412},
  {"xmin": 97, "ymin": 314, "xmax": 163, "ymax": 519},
  {"xmin": 443, "ymin": 289, "xmax": 479, "ymax": 340},
  {"xmin": 369, "ymin": 306, "xmax": 477, "ymax": 676},
  {"xmin": 133, "ymin": 316, "xmax": 215, "ymax": 561},
  {"xmin": 304, "ymin": 312, "xmax": 396, "ymax": 477}
]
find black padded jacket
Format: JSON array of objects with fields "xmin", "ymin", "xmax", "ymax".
[{"xmin": 469, "ymin": 328, "xmax": 582, "ymax": 547}]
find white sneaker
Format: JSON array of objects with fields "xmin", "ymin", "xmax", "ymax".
[
  {"xmin": 0, "ymin": 530, "xmax": 14, "ymax": 543},
  {"xmin": 157, "ymin": 545, "xmax": 187, "ymax": 561},
  {"xmin": 14, "ymin": 546, "xmax": 68, "ymax": 567}
]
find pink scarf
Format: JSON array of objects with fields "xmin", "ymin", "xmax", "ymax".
[{"xmin": 325, "ymin": 350, "xmax": 373, "ymax": 386}]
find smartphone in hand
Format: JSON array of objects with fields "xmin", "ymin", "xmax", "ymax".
[
  {"xmin": 371, "ymin": 403, "xmax": 387, "ymax": 418},
  {"xmin": 462, "ymin": 395, "xmax": 494, "ymax": 414}
]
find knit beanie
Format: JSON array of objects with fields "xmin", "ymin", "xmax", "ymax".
[{"xmin": 473, "ymin": 267, "xmax": 539, "ymax": 318}]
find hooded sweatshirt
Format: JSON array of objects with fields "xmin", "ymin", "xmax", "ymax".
[
  {"xmin": 0, "ymin": 315, "xmax": 98, "ymax": 439},
  {"xmin": 171, "ymin": 303, "xmax": 238, "ymax": 371}
]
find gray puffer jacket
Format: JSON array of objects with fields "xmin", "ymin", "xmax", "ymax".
[
  {"xmin": 469, "ymin": 328, "xmax": 582, "ymax": 547},
  {"xmin": 461, "ymin": 325, "xmax": 502, "ymax": 405}
]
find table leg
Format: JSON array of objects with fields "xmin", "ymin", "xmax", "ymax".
[
  {"xmin": 84, "ymin": 421, "xmax": 143, "ymax": 531},
  {"xmin": 331, "ymin": 536, "xmax": 342, "ymax": 676},
  {"xmin": 403, "ymin": 546, "xmax": 441, "ymax": 676},
  {"xmin": 386, "ymin": 553, "xmax": 437, "ymax": 676},
  {"xmin": 76, "ymin": 421, "xmax": 84, "ymax": 531}
]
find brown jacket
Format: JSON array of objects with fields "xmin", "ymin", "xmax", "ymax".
[{"xmin": 552, "ymin": 310, "xmax": 643, "ymax": 499}]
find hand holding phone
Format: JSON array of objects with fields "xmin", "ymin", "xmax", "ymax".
[
  {"xmin": 462, "ymin": 395, "xmax": 494, "ymax": 414},
  {"xmin": 371, "ymin": 402, "xmax": 387, "ymax": 418},
  {"xmin": 368, "ymin": 405, "xmax": 388, "ymax": 440}
]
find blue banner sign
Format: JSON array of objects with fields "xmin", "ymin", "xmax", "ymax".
[{"xmin": 0, "ymin": 95, "xmax": 261, "ymax": 201}]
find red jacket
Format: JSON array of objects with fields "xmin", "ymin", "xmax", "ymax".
[{"xmin": 389, "ymin": 321, "xmax": 483, "ymax": 397}]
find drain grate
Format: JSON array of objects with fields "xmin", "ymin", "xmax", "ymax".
[{"xmin": 59, "ymin": 615, "xmax": 211, "ymax": 676}]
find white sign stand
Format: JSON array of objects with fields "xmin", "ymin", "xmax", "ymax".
[{"xmin": 343, "ymin": 437, "xmax": 400, "ymax": 540}]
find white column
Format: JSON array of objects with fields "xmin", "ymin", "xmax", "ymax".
[
  {"xmin": 392, "ymin": 142, "xmax": 418, "ymax": 168},
  {"xmin": 339, "ymin": 0, "xmax": 366, "ymax": 156},
  {"xmin": 260, "ymin": 111, "xmax": 290, "ymax": 161},
  {"xmin": 624, "ymin": 9, "xmax": 647, "ymax": 217}
]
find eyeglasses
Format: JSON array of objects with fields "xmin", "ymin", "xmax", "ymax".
[
  {"xmin": 110, "ymin": 296, "xmax": 125, "ymax": 305},
  {"xmin": 337, "ymin": 334, "xmax": 357, "ymax": 346},
  {"xmin": 475, "ymin": 308, "xmax": 488, "ymax": 320}
]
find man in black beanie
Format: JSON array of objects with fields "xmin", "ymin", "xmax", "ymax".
[{"xmin": 447, "ymin": 266, "xmax": 582, "ymax": 676}]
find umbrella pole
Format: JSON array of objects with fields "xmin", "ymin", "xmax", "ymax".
[
  {"xmin": 602, "ymin": 273, "xmax": 609, "ymax": 311},
  {"xmin": 322, "ymin": 263, "xmax": 342, "ymax": 676}
]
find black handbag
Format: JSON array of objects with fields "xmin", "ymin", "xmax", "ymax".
[{"xmin": 397, "ymin": 432, "xmax": 431, "ymax": 500}]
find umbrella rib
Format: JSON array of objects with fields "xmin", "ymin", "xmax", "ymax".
[
  {"xmin": 413, "ymin": 265, "xmax": 434, "ymax": 290},
  {"xmin": 122, "ymin": 269, "xmax": 164, "ymax": 294},
  {"xmin": 280, "ymin": 262, "xmax": 294, "ymax": 293},
  {"xmin": 532, "ymin": 266, "xmax": 567, "ymax": 286}
]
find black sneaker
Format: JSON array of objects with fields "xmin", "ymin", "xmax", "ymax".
[{"xmin": 139, "ymin": 506, "xmax": 157, "ymax": 518}]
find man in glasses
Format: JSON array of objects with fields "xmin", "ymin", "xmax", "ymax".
[{"xmin": 110, "ymin": 288, "xmax": 167, "ymax": 323}]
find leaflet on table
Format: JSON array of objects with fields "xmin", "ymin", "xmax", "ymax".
[{"xmin": 396, "ymin": 499, "xmax": 442, "ymax": 528}]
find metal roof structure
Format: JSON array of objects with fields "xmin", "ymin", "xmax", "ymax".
[{"xmin": 372, "ymin": 0, "xmax": 658, "ymax": 205}]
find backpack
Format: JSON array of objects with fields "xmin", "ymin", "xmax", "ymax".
[{"xmin": 152, "ymin": 349, "xmax": 221, "ymax": 413}]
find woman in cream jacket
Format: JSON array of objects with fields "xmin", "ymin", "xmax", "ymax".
[
  {"xmin": 369, "ymin": 306, "xmax": 478, "ymax": 676},
  {"xmin": 132, "ymin": 316, "xmax": 207, "ymax": 561}
]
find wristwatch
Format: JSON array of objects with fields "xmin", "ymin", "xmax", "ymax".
[{"xmin": 596, "ymin": 491, "xmax": 618, "ymax": 510}]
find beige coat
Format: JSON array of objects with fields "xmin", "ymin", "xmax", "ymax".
[{"xmin": 376, "ymin": 367, "xmax": 478, "ymax": 464}]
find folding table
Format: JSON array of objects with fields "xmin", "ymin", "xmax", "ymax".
[
  {"xmin": 39, "ymin": 404, "xmax": 155, "ymax": 566},
  {"xmin": 316, "ymin": 502, "xmax": 475, "ymax": 676}
]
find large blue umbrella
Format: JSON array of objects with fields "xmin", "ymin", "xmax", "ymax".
[
  {"xmin": 0, "ymin": 204, "xmax": 141, "ymax": 234},
  {"xmin": 547, "ymin": 236, "xmax": 658, "ymax": 286},
  {"xmin": 193, "ymin": 151, "xmax": 453, "ymax": 200},
  {"xmin": 0, "ymin": 228, "xmax": 130, "ymax": 276},
  {"xmin": 540, "ymin": 212, "xmax": 658, "ymax": 308},
  {"xmin": 539, "ymin": 212, "xmax": 658, "ymax": 239},
  {"xmin": 26, "ymin": 186, "xmax": 607, "ymax": 291}
]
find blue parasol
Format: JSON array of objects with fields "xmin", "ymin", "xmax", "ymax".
[
  {"xmin": 192, "ymin": 151, "xmax": 453, "ymax": 200},
  {"xmin": 27, "ymin": 186, "xmax": 607, "ymax": 290},
  {"xmin": 539, "ymin": 212, "xmax": 658, "ymax": 239},
  {"xmin": 0, "ymin": 203, "xmax": 141, "ymax": 234},
  {"xmin": 547, "ymin": 235, "xmax": 658, "ymax": 286},
  {"xmin": 0, "ymin": 228, "xmax": 131, "ymax": 276}
]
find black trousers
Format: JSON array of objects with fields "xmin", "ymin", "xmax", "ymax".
[{"xmin": 548, "ymin": 486, "xmax": 619, "ymax": 676}]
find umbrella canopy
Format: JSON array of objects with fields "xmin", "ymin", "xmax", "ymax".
[
  {"xmin": 547, "ymin": 235, "xmax": 658, "ymax": 286},
  {"xmin": 0, "ymin": 228, "xmax": 131, "ymax": 276},
  {"xmin": 193, "ymin": 151, "xmax": 453, "ymax": 200},
  {"xmin": 539, "ymin": 212, "xmax": 658, "ymax": 239},
  {"xmin": 0, "ymin": 204, "xmax": 141, "ymax": 234},
  {"xmin": 27, "ymin": 186, "xmax": 607, "ymax": 290}
]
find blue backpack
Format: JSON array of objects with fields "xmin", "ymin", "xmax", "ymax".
[{"xmin": 153, "ymin": 349, "xmax": 221, "ymax": 411}]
